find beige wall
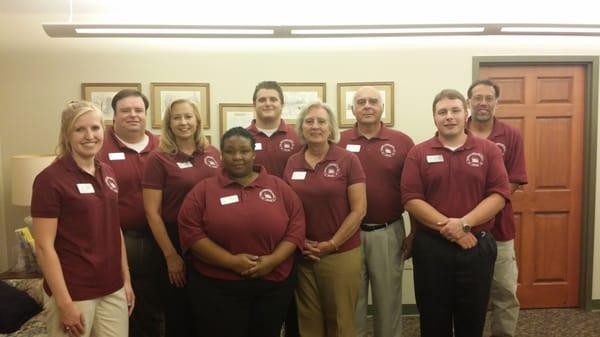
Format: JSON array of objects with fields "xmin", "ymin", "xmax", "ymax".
[{"xmin": 1, "ymin": 35, "xmax": 599, "ymax": 302}]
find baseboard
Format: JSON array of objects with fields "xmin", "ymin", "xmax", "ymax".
[
  {"xmin": 591, "ymin": 299, "xmax": 600, "ymax": 311},
  {"xmin": 367, "ymin": 304, "xmax": 419, "ymax": 316}
]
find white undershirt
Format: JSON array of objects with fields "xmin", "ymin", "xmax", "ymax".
[
  {"xmin": 257, "ymin": 127, "xmax": 278, "ymax": 138},
  {"xmin": 115, "ymin": 134, "xmax": 149, "ymax": 153},
  {"xmin": 444, "ymin": 145, "xmax": 461, "ymax": 151}
]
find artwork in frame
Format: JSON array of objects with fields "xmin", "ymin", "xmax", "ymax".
[
  {"xmin": 279, "ymin": 82, "xmax": 326, "ymax": 125},
  {"xmin": 219, "ymin": 103, "xmax": 255, "ymax": 136},
  {"xmin": 150, "ymin": 82, "xmax": 210, "ymax": 129},
  {"xmin": 205, "ymin": 135, "xmax": 211, "ymax": 145},
  {"xmin": 336, "ymin": 81, "xmax": 394, "ymax": 128},
  {"xmin": 81, "ymin": 83, "xmax": 142, "ymax": 125}
]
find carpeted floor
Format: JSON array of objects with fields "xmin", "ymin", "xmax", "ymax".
[{"xmin": 373, "ymin": 309, "xmax": 600, "ymax": 337}]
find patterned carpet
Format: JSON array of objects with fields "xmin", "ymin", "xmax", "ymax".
[{"xmin": 377, "ymin": 309, "xmax": 600, "ymax": 337}]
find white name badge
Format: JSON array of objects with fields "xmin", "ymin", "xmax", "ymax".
[
  {"xmin": 220, "ymin": 195, "xmax": 240, "ymax": 205},
  {"xmin": 426, "ymin": 155, "xmax": 444, "ymax": 163},
  {"xmin": 255, "ymin": 143, "xmax": 263, "ymax": 151},
  {"xmin": 291, "ymin": 171, "xmax": 307, "ymax": 180},
  {"xmin": 346, "ymin": 144, "xmax": 361, "ymax": 152},
  {"xmin": 108, "ymin": 152, "xmax": 126, "ymax": 160},
  {"xmin": 177, "ymin": 161, "xmax": 193, "ymax": 169},
  {"xmin": 76, "ymin": 183, "xmax": 95, "ymax": 194}
]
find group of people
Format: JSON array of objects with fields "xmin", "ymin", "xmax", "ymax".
[{"xmin": 30, "ymin": 79, "xmax": 526, "ymax": 337}]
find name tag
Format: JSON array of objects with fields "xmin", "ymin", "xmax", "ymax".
[
  {"xmin": 76, "ymin": 183, "xmax": 95, "ymax": 194},
  {"xmin": 255, "ymin": 143, "xmax": 263, "ymax": 151},
  {"xmin": 291, "ymin": 171, "xmax": 307, "ymax": 180},
  {"xmin": 177, "ymin": 161, "xmax": 193, "ymax": 169},
  {"xmin": 108, "ymin": 152, "xmax": 125, "ymax": 160},
  {"xmin": 346, "ymin": 144, "xmax": 361, "ymax": 152},
  {"xmin": 220, "ymin": 195, "xmax": 239, "ymax": 205},
  {"xmin": 426, "ymin": 155, "xmax": 444, "ymax": 163}
]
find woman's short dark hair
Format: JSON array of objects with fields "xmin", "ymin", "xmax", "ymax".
[
  {"xmin": 221, "ymin": 127, "xmax": 256, "ymax": 151},
  {"xmin": 252, "ymin": 81, "xmax": 284, "ymax": 105}
]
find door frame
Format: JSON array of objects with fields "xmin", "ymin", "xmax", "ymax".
[{"xmin": 472, "ymin": 56, "xmax": 599, "ymax": 311}]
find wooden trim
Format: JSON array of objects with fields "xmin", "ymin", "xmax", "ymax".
[
  {"xmin": 591, "ymin": 299, "xmax": 600, "ymax": 311},
  {"xmin": 472, "ymin": 56, "xmax": 599, "ymax": 311}
]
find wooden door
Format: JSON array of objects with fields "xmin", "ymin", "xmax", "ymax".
[{"xmin": 479, "ymin": 65, "xmax": 585, "ymax": 308}]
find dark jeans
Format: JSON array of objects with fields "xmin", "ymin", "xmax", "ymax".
[
  {"xmin": 162, "ymin": 223, "xmax": 196, "ymax": 337},
  {"xmin": 187, "ymin": 267, "xmax": 297, "ymax": 337},
  {"xmin": 413, "ymin": 229, "xmax": 497, "ymax": 337},
  {"xmin": 283, "ymin": 258, "xmax": 300, "ymax": 337},
  {"xmin": 124, "ymin": 229, "xmax": 165, "ymax": 337}
]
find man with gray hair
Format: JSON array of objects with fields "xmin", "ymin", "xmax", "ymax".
[{"xmin": 339, "ymin": 86, "xmax": 414, "ymax": 337}]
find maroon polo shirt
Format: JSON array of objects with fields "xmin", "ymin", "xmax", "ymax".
[
  {"xmin": 31, "ymin": 155, "xmax": 123, "ymax": 301},
  {"xmin": 98, "ymin": 127, "xmax": 160, "ymax": 230},
  {"xmin": 400, "ymin": 132, "xmax": 511, "ymax": 235},
  {"xmin": 283, "ymin": 144, "xmax": 366, "ymax": 252},
  {"xmin": 142, "ymin": 145, "xmax": 221, "ymax": 224},
  {"xmin": 247, "ymin": 119, "xmax": 301, "ymax": 178},
  {"xmin": 339, "ymin": 123, "xmax": 415, "ymax": 224},
  {"xmin": 178, "ymin": 166, "xmax": 305, "ymax": 281},
  {"xmin": 468, "ymin": 117, "xmax": 528, "ymax": 241}
]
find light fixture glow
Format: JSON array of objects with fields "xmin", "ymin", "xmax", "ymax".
[
  {"xmin": 291, "ymin": 27, "xmax": 485, "ymax": 35},
  {"xmin": 501, "ymin": 26, "xmax": 600, "ymax": 34},
  {"xmin": 75, "ymin": 28, "xmax": 274, "ymax": 35}
]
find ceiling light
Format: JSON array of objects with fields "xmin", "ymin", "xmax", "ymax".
[
  {"xmin": 501, "ymin": 26, "xmax": 600, "ymax": 34},
  {"xmin": 291, "ymin": 27, "xmax": 485, "ymax": 35}
]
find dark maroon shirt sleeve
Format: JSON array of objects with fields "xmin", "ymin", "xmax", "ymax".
[
  {"xmin": 178, "ymin": 181, "xmax": 209, "ymax": 257},
  {"xmin": 485, "ymin": 143, "xmax": 512, "ymax": 201},
  {"xmin": 142, "ymin": 152, "xmax": 166, "ymax": 190},
  {"xmin": 31, "ymin": 170, "xmax": 61, "ymax": 218},
  {"xmin": 347, "ymin": 153, "xmax": 366, "ymax": 185},
  {"xmin": 279, "ymin": 179, "xmax": 306, "ymax": 250},
  {"xmin": 400, "ymin": 146, "xmax": 425, "ymax": 205}
]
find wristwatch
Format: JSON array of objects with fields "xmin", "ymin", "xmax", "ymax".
[{"xmin": 461, "ymin": 218, "xmax": 471, "ymax": 233}]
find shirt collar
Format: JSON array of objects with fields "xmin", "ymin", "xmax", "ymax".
[
  {"xmin": 349, "ymin": 122, "xmax": 390, "ymax": 141},
  {"xmin": 430, "ymin": 130, "xmax": 476, "ymax": 151},
  {"xmin": 217, "ymin": 165, "xmax": 269, "ymax": 188}
]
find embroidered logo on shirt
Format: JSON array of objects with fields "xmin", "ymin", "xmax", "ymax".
[
  {"xmin": 259, "ymin": 189, "xmax": 277, "ymax": 203},
  {"xmin": 380, "ymin": 143, "xmax": 396, "ymax": 158},
  {"xmin": 466, "ymin": 152, "xmax": 485, "ymax": 168},
  {"xmin": 105, "ymin": 176, "xmax": 119, "ymax": 193},
  {"xmin": 279, "ymin": 139, "xmax": 295, "ymax": 152},
  {"xmin": 204, "ymin": 156, "xmax": 219, "ymax": 168},
  {"xmin": 495, "ymin": 142, "xmax": 506, "ymax": 155},
  {"xmin": 323, "ymin": 163, "xmax": 340, "ymax": 178}
]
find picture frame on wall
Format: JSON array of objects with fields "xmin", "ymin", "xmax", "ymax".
[
  {"xmin": 219, "ymin": 103, "xmax": 255, "ymax": 136},
  {"xmin": 336, "ymin": 81, "xmax": 394, "ymax": 128},
  {"xmin": 150, "ymin": 82, "xmax": 210, "ymax": 129},
  {"xmin": 205, "ymin": 135, "xmax": 211, "ymax": 145},
  {"xmin": 81, "ymin": 83, "xmax": 142, "ymax": 125},
  {"xmin": 279, "ymin": 82, "xmax": 326, "ymax": 125}
]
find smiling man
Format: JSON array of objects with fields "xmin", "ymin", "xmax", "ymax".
[
  {"xmin": 401, "ymin": 89, "xmax": 510, "ymax": 337},
  {"xmin": 467, "ymin": 79, "xmax": 527, "ymax": 337},
  {"xmin": 338, "ymin": 86, "xmax": 414, "ymax": 337},
  {"xmin": 98, "ymin": 89, "xmax": 162, "ymax": 337}
]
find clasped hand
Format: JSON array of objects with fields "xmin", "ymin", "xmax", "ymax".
[
  {"xmin": 438, "ymin": 218, "xmax": 477, "ymax": 250},
  {"xmin": 230, "ymin": 253, "xmax": 277, "ymax": 278}
]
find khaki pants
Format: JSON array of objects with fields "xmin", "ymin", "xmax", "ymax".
[
  {"xmin": 44, "ymin": 287, "xmax": 128, "ymax": 337},
  {"xmin": 490, "ymin": 240, "xmax": 520, "ymax": 337},
  {"xmin": 356, "ymin": 219, "xmax": 405, "ymax": 337},
  {"xmin": 296, "ymin": 247, "xmax": 361, "ymax": 337}
]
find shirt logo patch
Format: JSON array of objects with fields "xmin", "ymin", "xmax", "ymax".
[
  {"xmin": 259, "ymin": 189, "xmax": 277, "ymax": 203},
  {"xmin": 105, "ymin": 176, "xmax": 119, "ymax": 193},
  {"xmin": 380, "ymin": 143, "xmax": 396, "ymax": 157},
  {"xmin": 466, "ymin": 152, "xmax": 485, "ymax": 168},
  {"xmin": 204, "ymin": 156, "xmax": 219, "ymax": 168},
  {"xmin": 323, "ymin": 163, "xmax": 340, "ymax": 178},
  {"xmin": 279, "ymin": 139, "xmax": 295, "ymax": 152},
  {"xmin": 495, "ymin": 142, "xmax": 506, "ymax": 155}
]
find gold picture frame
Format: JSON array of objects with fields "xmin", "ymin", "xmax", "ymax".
[
  {"xmin": 150, "ymin": 82, "xmax": 210, "ymax": 129},
  {"xmin": 279, "ymin": 82, "xmax": 326, "ymax": 125},
  {"xmin": 219, "ymin": 103, "xmax": 255, "ymax": 137},
  {"xmin": 81, "ymin": 83, "xmax": 142, "ymax": 125},
  {"xmin": 337, "ymin": 82, "xmax": 394, "ymax": 128}
]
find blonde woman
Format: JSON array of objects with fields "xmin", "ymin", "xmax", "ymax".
[
  {"xmin": 283, "ymin": 102, "xmax": 367, "ymax": 337},
  {"xmin": 142, "ymin": 98, "xmax": 220, "ymax": 337},
  {"xmin": 32, "ymin": 101, "xmax": 133, "ymax": 337}
]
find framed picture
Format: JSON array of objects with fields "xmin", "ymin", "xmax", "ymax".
[
  {"xmin": 205, "ymin": 135, "xmax": 212, "ymax": 145},
  {"xmin": 81, "ymin": 83, "xmax": 141, "ymax": 125},
  {"xmin": 150, "ymin": 82, "xmax": 210, "ymax": 129},
  {"xmin": 280, "ymin": 82, "xmax": 326, "ymax": 125},
  {"xmin": 337, "ymin": 82, "xmax": 394, "ymax": 127},
  {"xmin": 219, "ymin": 103, "xmax": 255, "ymax": 136}
]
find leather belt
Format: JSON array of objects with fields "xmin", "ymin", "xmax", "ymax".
[{"xmin": 360, "ymin": 221, "xmax": 394, "ymax": 232}]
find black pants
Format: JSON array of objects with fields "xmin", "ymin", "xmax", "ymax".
[
  {"xmin": 162, "ymin": 223, "xmax": 196, "ymax": 337},
  {"xmin": 413, "ymin": 229, "xmax": 497, "ymax": 337},
  {"xmin": 124, "ymin": 230, "xmax": 165, "ymax": 337},
  {"xmin": 187, "ymin": 268, "xmax": 297, "ymax": 337},
  {"xmin": 283, "ymin": 257, "xmax": 300, "ymax": 337}
]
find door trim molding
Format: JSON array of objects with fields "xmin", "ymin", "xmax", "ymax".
[{"xmin": 472, "ymin": 56, "xmax": 599, "ymax": 311}]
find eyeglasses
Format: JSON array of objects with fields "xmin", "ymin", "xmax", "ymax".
[
  {"xmin": 355, "ymin": 98, "xmax": 380, "ymax": 107},
  {"xmin": 470, "ymin": 95, "xmax": 496, "ymax": 103}
]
